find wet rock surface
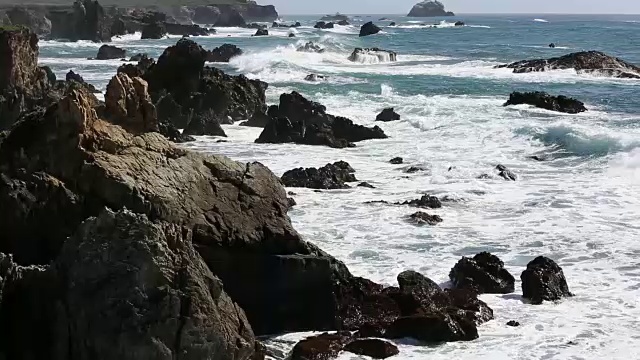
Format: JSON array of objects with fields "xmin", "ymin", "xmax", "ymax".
[
  {"xmin": 376, "ymin": 108, "xmax": 401, "ymax": 121},
  {"xmin": 521, "ymin": 256, "xmax": 573, "ymax": 304},
  {"xmin": 281, "ymin": 161, "xmax": 357, "ymax": 189},
  {"xmin": 449, "ymin": 252, "xmax": 515, "ymax": 294},
  {"xmin": 359, "ymin": 21, "xmax": 381, "ymax": 37},
  {"xmin": 504, "ymin": 91, "xmax": 587, "ymax": 114},
  {"xmin": 409, "ymin": 212, "xmax": 443, "ymax": 225}
]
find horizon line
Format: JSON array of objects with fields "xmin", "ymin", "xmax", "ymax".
[{"xmin": 276, "ymin": 12, "xmax": 640, "ymax": 16}]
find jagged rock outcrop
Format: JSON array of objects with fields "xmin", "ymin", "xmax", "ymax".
[
  {"xmin": 206, "ymin": 44, "xmax": 243, "ymax": 62},
  {"xmin": 349, "ymin": 48, "xmax": 397, "ymax": 63},
  {"xmin": 239, "ymin": 105, "xmax": 274, "ymax": 127},
  {"xmin": 409, "ymin": 212, "xmax": 443, "ymax": 225},
  {"xmin": 105, "ymin": 73, "xmax": 158, "ymax": 134},
  {"xmin": 496, "ymin": 51, "xmax": 640, "ymax": 79},
  {"xmin": 399, "ymin": 195, "xmax": 442, "ymax": 209},
  {"xmin": 48, "ymin": 0, "xmax": 112, "ymax": 42},
  {"xmin": 449, "ymin": 252, "xmax": 515, "ymax": 294},
  {"xmin": 142, "ymin": 38, "xmax": 267, "ymax": 136},
  {"xmin": 253, "ymin": 28, "xmax": 268, "ymax": 36},
  {"xmin": 141, "ymin": 21, "xmax": 166, "ymax": 39},
  {"xmin": 297, "ymin": 42, "xmax": 324, "ymax": 53},
  {"xmin": 408, "ymin": 1, "xmax": 455, "ymax": 17},
  {"xmin": 521, "ymin": 256, "xmax": 573, "ymax": 304},
  {"xmin": 96, "ymin": 44, "xmax": 126, "ymax": 60},
  {"xmin": 0, "ymin": 28, "xmax": 58, "ymax": 130},
  {"xmin": 256, "ymin": 91, "xmax": 387, "ymax": 148},
  {"xmin": 66, "ymin": 70, "xmax": 98, "ymax": 93},
  {"xmin": 281, "ymin": 161, "xmax": 357, "ymax": 189},
  {"xmin": 3, "ymin": 7, "xmax": 52, "ymax": 37},
  {"xmin": 504, "ymin": 91, "xmax": 587, "ymax": 114},
  {"xmin": 376, "ymin": 108, "xmax": 400, "ymax": 121},
  {"xmin": 314, "ymin": 21, "xmax": 334, "ymax": 29},
  {"xmin": 359, "ymin": 21, "xmax": 381, "ymax": 37}
]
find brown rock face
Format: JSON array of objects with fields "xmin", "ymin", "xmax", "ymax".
[{"xmin": 105, "ymin": 73, "xmax": 158, "ymax": 133}]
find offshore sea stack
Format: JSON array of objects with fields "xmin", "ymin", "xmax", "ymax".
[
  {"xmin": 496, "ymin": 51, "xmax": 640, "ymax": 79},
  {"xmin": 408, "ymin": 1, "xmax": 455, "ymax": 17}
]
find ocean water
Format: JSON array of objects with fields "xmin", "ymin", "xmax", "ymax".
[{"xmin": 40, "ymin": 14, "xmax": 640, "ymax": 360}]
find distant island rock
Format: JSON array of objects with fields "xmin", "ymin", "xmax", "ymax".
[
  {"xmin": 408, "ymin": 1, "xmax": 455, "ymax": 17},
  {"xmin": 320, "ymin": 13, "xmax": 350, "ymax": 21}
]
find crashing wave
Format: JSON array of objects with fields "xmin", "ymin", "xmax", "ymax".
[{"xmin": 348, "ymin": 48, "xmax": 398, "ymax": 63}]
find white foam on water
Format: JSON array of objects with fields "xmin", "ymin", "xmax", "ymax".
[
  {"xmin": 111, "ymin": 32, "xmax": 143, "ymax": 42},
  {"xmin": 534, "ymin": 18, "xmax": 549, "ymax": 23}
]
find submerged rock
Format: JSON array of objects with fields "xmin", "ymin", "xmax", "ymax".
[
  {"xmin": 504, "ymin": 91, "xmax": 587, "ymax": 114},
  {"xmin": 96, "ymin": 44, "xmax": 126, "ymax": 60},
  {"xmin": 320, "ymin": 13, "xmax": 349, "ymax": 22},
  {"xmin": 408, "ymin": 0, "xmax": 455, "ymax": 17},
  {"xmin": 521, "ymin": 256, "xmax": 573, "ymax": 304},
  {"xmin": 449, "ymin": 252, "xmax": 515, "ymax": 294},
  {"xmin": 314, "ymin": 21, "xmax": 334, "ymax": 29},
  {"xmin": 206, "ymin": 43, "xmax": 243, "ymax": 62},
  {"xmin": 496, "ymin": 164, "xmax": 517, "ymax": 181},
  {"xmin": 399, "ymin": 195, "xmax": 442, "ymax": 209},
  {"xmin": 344, "ymin": 339, "xmax": 399, "ymax": 359},
  {"xmin": 376, "ymin": 108, "xmax": 401, "ymax": 122},
  {"xmin": 358, "ymin": 182, "xmax": 376, "ymax": 189},
  {"xmin": 359, "ymin": 21, "xmax": 381, "ymax": 37},
  {"xmin": 253, "ymin": 28, "xmax": 268, "ymax": 36},
  {"xmin": 549, "ymin": 43, "xmax": 556, "ymax": 48},
  {"xmin": 349, "ymin": 48, "xmax": 397, "ymax": 63},
  {"xmin": 389, "ymin": 157, "xmax": 404, "ymax": 164},
  {"xmin": 506, "ymin": 320, "xmax": 521, "ymax": 327},
  {"xmin": 256, "ymin": 91, "xmax": 387, "ymax": 148},
  {"xmin": 297, "ymin": 41, "xmax": 325, "ymax": 53},
  {"xmin": 409, "ymin": 212, "xmax": 443, "ymax": 225},
  {"xmin": 496, "ymin": 51, "xmax": 640, "ymax": 79},
  {"xmin": 305, "ymin": 74, "xmax": 328, "ymax": 81},
  {"xmin": 455, "ymin": 21, "xmax": 465, "ymax": 26},
  {"xmin": 281, "ymin": 161, "xmax": 357, "ymax": 189}
]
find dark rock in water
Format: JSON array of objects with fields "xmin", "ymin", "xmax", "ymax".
[
  {"xmin": 337, "ymin": 19, "xmax": 350, "ymax": 26},
  {"xmin": 504, "ymin": 91, "xmax": 587, "ymax": 114},
  {"xmin": 305, "ymin": 74, "xmax": 328, "ymax": 81},
  {"xmin": 65, "ymin": 70, "xmax": 98, "ymax": 93},
  {"xmin": 496, "ymin": 164, "xmax": 517, "ymax": 181},
  {"xmin": 506, "ymin": 320, "xmax": 521, "ymax": 327},
  {"xmin": 206, "ymin": 43, "xmax": 243, "ymax": 62},
  {"xmin": 273, "ymin": 21, "xmax": 301, "ymax": 28},
  {"xmin": 408, "ymin": 1, "xmax": 456, "ymax": 17},
  {"xmin": 449, "ymin": 252, "xmax": 515, "ymax": 294},
  {"xmin": 128, "ymin": 53, "xmax": 148, "ymax": 62},
  {"xmin": 143, "ymin": 38, "xmax": 266, "ymax": 135},
  {"xmin": 359, "ymin": 21, "xmax": 381, "ymax": 37},
  {"xmin": 245, "ymin": 23, "xmax": 267, "ymax": 29},
  {"xmin": 289, "ymin": 33, "xmax": 296, "ymax": 37},
  {"xmin": 409, "ymin": 211, "xmax": 443, "ymax": 225},
  {"xmin": 164, "ymin": 23, "xmax": 213, "ymax": 37},
  {"xmin": 376, "ymin": 108, "xmax": 401, "ymax": 122},
  {"xmin": 349, "ymin": 48, "xmax": 397, "ymax": 62},
  {"xmin": 256, "ymin": 91, "xmax": 387, "ymax": 148},
  {"xmin": 253, "ymin": 28, "xmax": 268, "ymax": 36},
  {"xmin": 521, "ymin": 256, "xmax": 573, "ymax": 304},
  {"xmin": 389, "ymin": 22, "xmax": 396, "ymax": 26},
  {"xmin": 314, "ymin": 21, "xmax": 334, "ymax": 29},
  {"xmin": 455, "ymin": 21, "xmax": 465, "ymax": 26},
  {"xmin": 549, "ymin": 43, "xmax": 556, "ymax": 48},
  {"xmin": 297, "ymin": 41, "xmax": 325, "ymax": 53},
  {"xmin": 404, "ymin": 166, "xmax": 427, "ymax": 174},
  {"xmin": 529, "ymin": 154, "xmax": 549, "ymax": 161},
  {"xmin": 397, "ymin": 270, "xmax": 441, "ymax": 294},
  {"xmin": 141, "ymin": 21, "xmax": 166, "ymax": 39},
  {"xmin": 389, "ymin": 157, "xmax": 404, "ymax": 164},
  {"xmin": 320, "ymin": 13, "xmax": 350, "ymax": 22},
  {"xmin": 281, "ymin": 161, "xmax": 357, "ymax": 189},
  {"xmin": 290, "ymin": 332, "xmax": 353, "ymax": 360},
  {"xmin": 344, "ymin": 339, "xmax": 399, "ymax": 359},
  {"xmin": 386, "ymin": 314, "xmax": 476, "ymax": 342},
  {"xmin": 96, "ymin": 44, "xmax": 126, "ymax": 60},
  {"xmin": 48, "ymin": 0, "xmax": 112, "ymax": 41},
  {"xmin": 213, "ymin": 8, "xmax": 246, "ymax": 27},
  {"xmin": 495, "ymin": 51, "xmax": 640, "ymax": 79},
  {"xmin": 399, "ymin": 195, "xmax": 442, "ymax": 209},
  {"xmin": 358, "ymin": 182, "xmax": 376, "ymax": 189},
  {"xmin": 288, "ymin": 197, "xmax": 297, "ymax": 207}
]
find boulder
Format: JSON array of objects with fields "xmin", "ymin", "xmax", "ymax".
[
  {"xmin": 389, "ymin": 157, "xmax": 403, "ymax": 164},
  {"xmin": 206, "ymin": 43, "xmax": 243, "ymax": 62},
  {"xmin": 344, "ymin": 339, "xmax": 399, "ymax": 359},
  {"xmin": 65, "ymin": 70, "xmax": 98, "ymax": 93},
  {"xmin": 408, "ymin": 1, "xmax": 455, "ymax": 17},
  {"xmin": 281, "ymin": 161, "xmax": 357, "ymax": 189},
  {"xmin": 253, "ymin": 28, "xmax": 268, "ymax": 36},
  {"xmin": 408, "ymin": 212, "xmax": 443, "ymax": 225},
  {"xmin": 399, "ymin": 195, "xmax": 442, "ymax": 209},
  {"xmin": 504, "ymin": 91, "xmax": 587, "ymax": 114},
  {"xmin": 449, "ymin": 252, "xmax": 515, "ymax": 294},
  {"xmin": 455, "ymin": 21, "xmax": 465, "ymax": 26},
  {"xmin": 506, "ymin": 320, "xmax": 520, "ymax": 327},
  {"xmin": 496, "ymin": 51, "xmax": 640, "ymax": 79},
  {"xmin": 521, "ymin": 256, "xmax": 573, "ymax": 304},
  {"xmin": 290, "ymin": 332, "xmax": 353, "ymax": 360},
  {"xmin": 349, "ymin": 48, "xmax": 397, "ymax": 63},
  {"xmin": 496, "ymin": 164, "xmax": 516, "ymax": 181},
  {"xmin": 256, "ymin": 91, "xmax": 387, "ymax": 148},
  {"xmin": 314, "ymin": 21, "xmax": 334, "ymax": 29},
  {"xmin": 376, "ymin": 108, "xmax": 400, "ymax": 121},
  {"xmin": 359, "ymin": 21, "xmax": 381, "ymax": 37},
  {"xmin": 297, "ymin": 41, "xmax": 325, "ymax": 53},
  {"xmin": 96, "ymin": 44, "xmax": 126, "ymax": 60},
  {"xmin": 549, "ymin": 43, "xmax": 556, "ymax": 48},
  {"xmin": 0, "ymin": 28, "xmax": 58, "ymax": 130},
  {"xmin": 141, "ymin": 21, "xmax": 166, "ymax": 39},
  {"xmin": 105, "ymin": 73, "xmax": 158, "ymax": 134},
  {"xmin": 143, "ymin": 38, "xmax": 267, "ymax": 135}
]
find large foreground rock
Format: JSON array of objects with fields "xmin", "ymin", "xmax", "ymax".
[
  {"xmin": 449, "ymin": 252, "xmax": 515, "ymax": 294},
  {"xmin": 521, "ymin": 256, "xmax": 573, "ymax": 304},
  {"xmin": 256, "ymin": 91, "xmax": 387, "ymax": 148},
  {"xmin": 496, "ymin": 51, "xmax": 640, "ymax": 79},
  {"xmin": 281, "ymin": 161, "xmax": 357, "ymax": 189},
  {"xmin": 408, "ymin": 1, "xmax": 455, "ymax": 17},
  {"xmin": 504, "ymin": 91, "xmax": 587, "ymax": 114}
]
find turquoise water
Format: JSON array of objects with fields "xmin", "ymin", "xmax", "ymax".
[{"xmin": 40, "ymin": 14, "xmax": 640, "ymax": 359}]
